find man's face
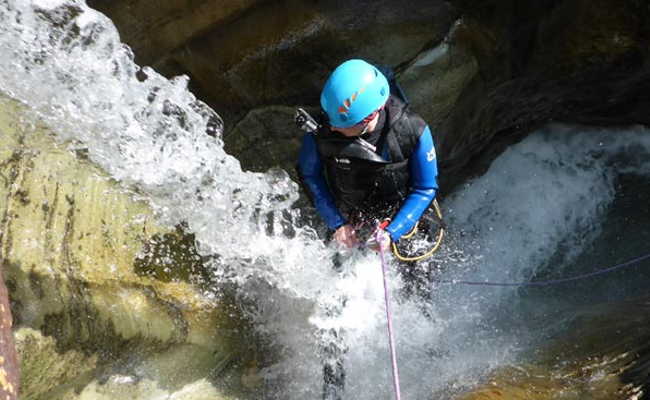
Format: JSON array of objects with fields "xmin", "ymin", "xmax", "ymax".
[
  {"xmin": 331, "ymin": 109, "xmax": 380, "ymax": 137},
  {"xmin": 332, "ymin": 123, "xmax": 368, "ymax": 137}
]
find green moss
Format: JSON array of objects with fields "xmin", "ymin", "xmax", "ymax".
[
  {"xmin": 0, "ymin": 95, "xmax": 263, "ymax": 399},
  {"xmin": 16, "ymin": 328, "xmax": 97, "ymax": 400},
  {"xmin": 133, "ymin": 224, "xmax": 207, "ymax": 284}
]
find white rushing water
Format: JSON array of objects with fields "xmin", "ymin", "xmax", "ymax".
[{"xmin": 2, "ymin": 1, "xmax": 650, "ymax": 399}]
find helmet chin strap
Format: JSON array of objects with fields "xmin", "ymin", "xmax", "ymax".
[
  {"xmin": 359, "ymin": 123, "xmax": 370, "ymax": 136},
  {"xmin": 357, "ymin": 107, "xmax": 382, "ymax": 136}
]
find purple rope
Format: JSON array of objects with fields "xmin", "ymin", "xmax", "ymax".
[
  {"xmin": 439, "ymin": 252, "xmax": 650, "ymax": 287},
  {"xmin": 377, "ymin": 231, "xmax": 402, "ymax": 400}
]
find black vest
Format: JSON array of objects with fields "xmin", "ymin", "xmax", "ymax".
[{"xmin": 316, "ymin": 95, "xmax": 427, "ymax": 215}]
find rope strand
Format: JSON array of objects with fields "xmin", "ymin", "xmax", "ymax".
[
  {"xmin": 378, "ymin": 230, "xmax": 402, "ymax": 400},
  {"xmin": 440, "ymin": 252, "xmax": 650, "ymax": 287}
]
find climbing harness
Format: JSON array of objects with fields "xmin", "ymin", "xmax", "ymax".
[
  {"xmin": 440, "ymin": 252, "xmax": 650, "ymax": 287},
  {"xmin": 390, "ymin": 199, "xmax": 445, "ymax": 262},
  {"xmin": 377, "ymin": 229, "xmax": 402, "ymax": 400},
  {"xmin": 358, "ymin": 199, "xmax": 445, "ymax": 261}
]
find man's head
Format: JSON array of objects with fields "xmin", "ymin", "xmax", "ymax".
[{"xmin": 320, "ymin": 59, "xmax": 389, "ymax": 136}]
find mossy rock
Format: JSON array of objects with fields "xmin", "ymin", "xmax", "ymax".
[{"xmin": 0, "ymin": 95, "xmax": 260, "ymax": 398}]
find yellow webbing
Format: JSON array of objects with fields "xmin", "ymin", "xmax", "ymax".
[{"xmin": 391, "ymin": 199, "xmax": 445, "ymax": 262}]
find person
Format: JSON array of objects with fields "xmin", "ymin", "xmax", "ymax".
[{"xmin": 297, "ymin": 59, "xmax": 439, "ymax": 252}]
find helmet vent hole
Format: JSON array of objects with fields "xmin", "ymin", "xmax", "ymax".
[{"xmin": 380, "ymin": 87, "xmax": 386, "ymax": 96}]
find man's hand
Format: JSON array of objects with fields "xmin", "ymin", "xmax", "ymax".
[{"xmin": 333, "ymin": 224, "xmax": 360, "ymax": 248}]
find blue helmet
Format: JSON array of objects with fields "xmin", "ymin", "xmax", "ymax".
[{"xmin": 320, "ymin": 59, "xmax": 390, "ymax": 128}]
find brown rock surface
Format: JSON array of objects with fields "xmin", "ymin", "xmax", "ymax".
[
  {"xmin": 88, "ymin": 0, "xmax": 262, "ymax": 65},
  {"xmin": 0, "ymin": 95, "xmax": 254, "ymax": 399},
  {"xmin": 92, "ymin": 0, "xmax": 650, "ymax": 192}
]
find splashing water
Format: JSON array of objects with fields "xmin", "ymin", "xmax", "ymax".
[
  {"xmin": 3, "ymin": 1, "xmax": 650, "ymax": 399},
  {"xmin": 0, "ymin": 0, "xmax": 334, "ymax": 297}
]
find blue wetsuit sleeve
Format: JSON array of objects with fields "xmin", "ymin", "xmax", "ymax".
[
  {"xmin": 297, "ymin": 133, "xmax": 347, "ymax": 230},
  {"xmin": 385, "ymin": 126, "xmax": 438, "ymax": 241}
]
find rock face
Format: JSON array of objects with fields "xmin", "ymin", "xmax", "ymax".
[
  {"xmin": 0, "ymin": 96, "xmax": 257, "ymax": 399},
  {"xmin": 88, "ymin": 0, "xmax": 457, "ymax": 125},
  {"xmin": 91, "ymin": 0, "xmax": 650, "ymax": 192},
  {"xmin": 86, "ymin": 0, "xmax": 264, "ymax": 70},
  {"xmin": 435, "ymin": 0, "xmax": 650, "ymax": 186}
]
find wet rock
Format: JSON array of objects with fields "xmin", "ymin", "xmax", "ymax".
[
  {"xmin": 15, "ymin": 328, "xmax": 96, "ymax": 400},
  {"xmin": 68, "ymin": 377, "xmax": 227, "ymax": 400},
  {"xmin": 224, "ymin": 106, "xmax": 300, "ymax": 176},
  {"xmin": 436, "ymin": 0, "xmax": 650, "ymax": 187},
  {"xmin": 0, "ymin": 96, "xmax": 258, "ymax": 399},
  {"xmin": 93, "ymin": 0, "xmax": 650, "ymax": 193},
  {"xmin": 399, "ymin": 20, "xmax": 480, "ymax": 134},
  {"xmin": 90, "ymin": 0, "xmax": 456, "ymax": 127},
  {"xmin": 456, "ymin": 297, "xmax": 650, "ymax": 400},
  {"xmin": 87, "ymin": 0, "xmax": 263, "ymax": 65},
  {"xmin": 133, "ymin": 225, "xmax": 208, "ymax": 283}
]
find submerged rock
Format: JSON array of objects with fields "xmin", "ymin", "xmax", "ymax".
[
  {"xmin": 455, "ymin": 297, "xmax": 650, "ymax": 400},
  {"xmin": 68, "ymin": 377, "xmax": 225, "ymax": 400},
  {"xmin": 0, "ymin": 96, "xmax": 258, "ymax": 399},
  {"xmin": 15, "ymin": 328, "xmax": 96, "ymax": 399}
]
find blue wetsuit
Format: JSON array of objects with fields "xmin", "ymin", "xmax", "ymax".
[{"xmin": 298, "ymin": 126, "xmax": 438, "ymax": 242}]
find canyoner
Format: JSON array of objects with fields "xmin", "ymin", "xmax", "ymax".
[
  {"xmin": 295, "ymin": 59, "xmax": 446, "ymax": 399},
  {"xmin": 295, "ymin": 59, "xmax": 445, "ymax": 262}
]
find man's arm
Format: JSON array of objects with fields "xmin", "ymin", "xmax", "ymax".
[
  {"xmin": 297, "ymin": 133, "xmax": 347, "ymax": 230},
  {"xmin": 384, "ymin": 126, "xmax": 438, "ymax": 241}
]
